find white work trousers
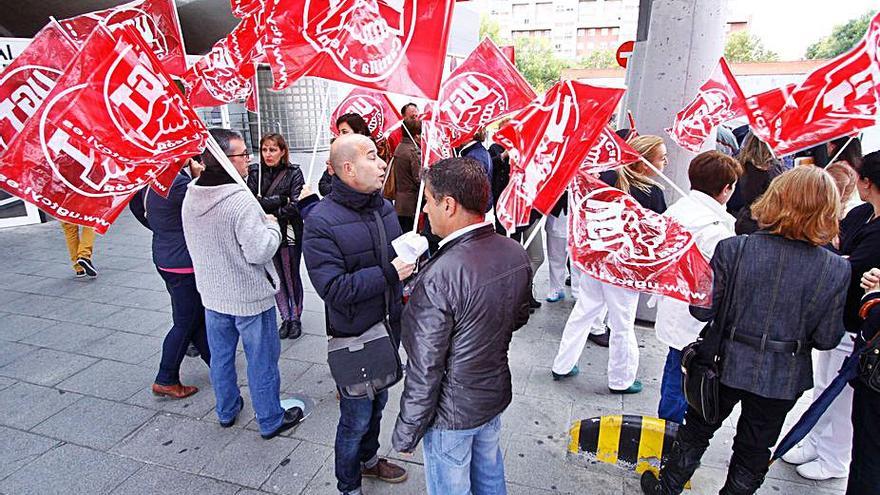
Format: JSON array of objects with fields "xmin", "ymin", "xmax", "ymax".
[
  {"xmin": 545, "ymin": 213, "xmax": 568, "ymax": 293},
  {"xmin": 552, "ymin": 271, "xmax": 640, "ymax": 390},
  {"xmin": 803, "ymin": 338, "xmax": 855, "ymax": 473}
]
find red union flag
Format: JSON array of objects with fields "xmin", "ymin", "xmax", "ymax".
[
  {"xmin": 501, "ymin": 45, "xmax": 515, "ymax": 64},
  {"xmin": 753, "ymin": 12, "xmax": 880, "ymax": 156},
  {"xmin": 58, "ymin": 0, "xmax": 187, "ymax": 76},
  {"xmin": 183, "ymin": 14, "xmax": 262, "ymax": 108},
  {"xmin": 0, "ymin": 22, "xmax": 78, "ymax": 153},
  {"xmin": 494, "ymin": 80, "xmax": 624, "ymax": 231},
  {"xmin": 420, "ymin": 119, "xmax": 453, "ymax": 170},
  {"xmin": 431, "ymin": 38, "xmax": 536, "ymax": 147},
  {"xmin": 0, "ymin": 26, "xmax": 207, "ymax": 234},
  {"xmin": 580, "ymin": 126, "xmax": 641, "ymax": 175},
  {"xmin": 330, "ymin": 88, "xmax": 402, "ymax": 140},
  {"xmin": 744, "ymin": 84, "xmax": 795, "ymax": 144},
  {"xmin": 667, "ymin": 57, "xmax": 747, "ymax": 153},
  {"xmin": 569, "ymin": 173, "xmax": 713, "ymax": 306},
  {"xmin": 231, "ymin": 0, "xmax": 264, "ymax": 17},
  {"xmin": 263, "ymin": 0, "xmax": 456, "ymax": 99}
]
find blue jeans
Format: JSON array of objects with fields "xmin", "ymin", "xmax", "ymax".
[
  {"xmin": 335, "ymin": 390, "xmax": 388, "ymax": 494},
  {"xmin": 658, "ymin": 347, "xmax": 688, "ymax": 424},
  {"xmin": 155, "ymin": 270, "xmax": 210, "ymax": 385},
  {"xmin": 205, "ymin": 307, "xmax": 284, "ymax": 436},
  {"xmin": 423, "ymin": 414, "xmax": 506, "ymax": 495}
]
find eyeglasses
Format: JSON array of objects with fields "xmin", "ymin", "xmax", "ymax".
[{"xmin": 226, "ymin": 151, "xmax": 251, "ymax": 158}]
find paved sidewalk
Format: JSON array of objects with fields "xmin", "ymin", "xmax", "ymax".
[{"xmin": 0, "ymin": 213, "xmax": 848, "ymax": 494}]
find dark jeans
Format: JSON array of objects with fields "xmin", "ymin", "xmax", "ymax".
[
  {"xmin": 272, "ymin": 243, "xmax": 304, "ymax": 322},
  {"xmin": 847, "ymin": 381, "xmax": 880, "ymax": 495},
  {"xmin": 658, "ymin": 347, "xmax": 687, "ymax": 424},
  {"xmin": 670, "ymin": 384, "xmax": 797, "ymax": 489},
  {"xmin": 155, "ymin": 270, "xmax": 210, "ymax": 385},
  {"xmin": 335, "ymin": 390, "xmax": 388, "ymax": 494}
]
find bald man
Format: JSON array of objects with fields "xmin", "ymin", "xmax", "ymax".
[{"xmin": 302, "ymin": 134, "xmax": 413, "ymax": 495}]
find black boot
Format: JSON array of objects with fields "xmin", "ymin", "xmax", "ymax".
[
  {"xmin": 640, "ymin": 438, "xmax": 707, "ymax": 495},
  {"xmin": 278, "ymin": 320, "xmax": 290, "ymax": 339},
  {"xmin": 528, "ymin": 284, "xmax": 541, "ymax": 313},
  {"xmin": 288, "ymin": 319, "xmax": 302, "ymax": 340},
  {"xmin": 718, "ymin": 462, "xmax": 766, "ymax": 495}
]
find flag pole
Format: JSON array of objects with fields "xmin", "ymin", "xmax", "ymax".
[
  {"xmin": 827, "ymin": 135, "xmax": 855, "ymax": 166},
  {"xmin": 253, "ymin": 67, "xmax": 263, "ymax": 198},
  {"xmin": 522, "ymin": 214, "xmax": 546, "ymax": 250},
  {"xmin": 637, "ymin": 155, "xmax": 731, "ymax": 225},
  {"xmin": 307, "ymin": 79, "xmax": 331, "ymax": 185}
]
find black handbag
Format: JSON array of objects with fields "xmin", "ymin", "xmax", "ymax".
[
  {"xmin": 326, "ymin": 210, "xmax": 403, "ymax": 400},
  {"xmin": 680, "ymin": 237, "xmax": 747, "ymax": 425},
  {"xmin": 858, "ymin": 331, "xmax": 880, "ymax": 393}
]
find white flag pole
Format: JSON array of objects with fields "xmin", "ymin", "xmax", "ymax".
[
  {"xmin": 827, "ymin": 135, "xmax": 855, "ymax": 166},
  {"xmin": 522, "ymin": 214, "xmax": 547, "ymax": 251}
]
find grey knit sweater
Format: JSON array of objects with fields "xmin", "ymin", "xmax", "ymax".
[{"xmin": 182, "ymin": 182, "xmax": 281, "ymax": 317}]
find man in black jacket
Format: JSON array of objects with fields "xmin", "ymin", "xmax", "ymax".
[
  {"xmin": 302, "ymin": 134, "xmax": 414, "ymax": 495},
  {"xmin": 392, "ymin": 157, "xmax": 532, "ymax": 494}
]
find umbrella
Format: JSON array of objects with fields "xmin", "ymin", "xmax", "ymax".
[{"xmin": 770, "ymin": 343, "xmax": 861, "ymax": 463}]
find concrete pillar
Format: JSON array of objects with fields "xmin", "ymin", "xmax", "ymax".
[{"xmin": 622, "ymin": 0, "xmax": 728, "ymax": 199}]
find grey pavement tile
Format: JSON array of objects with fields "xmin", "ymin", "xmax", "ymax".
[
  {"xmin": 524, "ymin": 365, "xmax": 625, "ymax": 411},
  {"xmin": 53, "ymin": 282, "xmax": 138, "ymax": 304},
  {"xmin": 236, "ymin": 490, "xmax": 274, "ymax": 495},
  {"xmin": 0, "ymin": 313, "xmax": 55, "ymax": 342},
  {"xmin": 105, "ymin": 287, "xmax": 172, "ymax": 311},
  {"xmin": 79, "ymin": 332, "xmax": 163, "ymax": 364},
  {"xmin": 57, "ymin": 360, "xmax": 156, "ymax": 401},
  {"xmin": 299, "ymin": 453, "xmax": 423, "ymax": 495},
  {"xmin": 0, "ymin": 425, "xmax": 61, "ymax": 479},
  {"xmin": 0, "ymin": 289, "xmax": 29, "ymax": 306},
  {"xmin": 285, "ymin": 398, "xmax": 339, "ymax": 447},
  {"xmin": 111, "ymin": 413, "xmax": 235, "ymax": 473},
  {"xmin": 504, "ymin": 433, "xmax": 624, "ymax": 494},
  {"xmin": 98, "ymin": 307, "xmax": 171, "ymax": 336},
  {"xmin": 201, "ymin": 429, "xmax": 301, "ymax": 489},
  {"xmin": 0, "ymin": 382, "xmax": 81, "ymax": 429},
  {"xmin": 39, "ymin": 300, "xmax": 125, "ymax": 327},
  {"xmin": 282, "ymin": 363, "xmax": 336, "ymax": 401},
  {"xmin": 0, "ymin": 375, "xmax": 15, "ymax": 390},
  {"xmin": 0, "ymin": 347, "xmax": 97, "ymax": 386},
  {"xmin": 126, "ymin": 384, "xmax": 217, "ymax": 419},
  {"xmin": 95, "ymin": 269, "xmax": 166, "ymax": 291},
  {"xmin": 13, "ymin": 276, "xmax": 93, "ymax": 298},
  {"xmin": 0, "ymin": 341, "xmax": 37, "ymax": 367},
  {"xmin": 0, "ymin": 293, "xmax": 60, "ymax": 317},
  {"xmin": 20, "ymin": 322, "xmax": 113, "ymax": 354},
  {"xmin": 0, "ymin": 273, "xmax": 51, "ymax": 291},
  {"xmin": 110, "ymin": 464, "xmax": 241, "ymax": 495},
  {"xmin": 281, "ymin": 335, "xmax": 330, "ymax": 364},
  {"xmin": 502, "ymin": 394, "xmax": 573, "ymax": 440},
  {"xmin": 33, "ymin": 396, "xmax": 156, "ymax": 450},
  {"xmin": 0, "ymin": 443, "xmax": 142, "ymax": 495},
  {"xmin": 299, "ymin": 309, "xmax": 327, "ymax": 336}
]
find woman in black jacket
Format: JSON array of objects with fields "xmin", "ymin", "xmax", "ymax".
[
  {"xmin": 598, "ymin": 134, "xmax": 668, "ymax": 214},
  {"xmin": 642, "ymin": 166, "xmax": 850, "ymax": 495},
  {"xmin": 247, "ymin": 134, "xmax": 305, "ymax": 339}
]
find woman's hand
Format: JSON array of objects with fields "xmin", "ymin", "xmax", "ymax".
[{"xmin": 861, "ymin": 268, "xmax": 880, "ymax": 293}]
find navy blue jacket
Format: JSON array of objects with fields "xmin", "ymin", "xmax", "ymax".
[
  {"xmin": 129, "ymin": 171, "xmax": 194, "ymax": 269},
  {"xmin": 302, "ymin": 176, "xmax": 404, "ymax": 338},
  {"xmin": 839, "ymin": 203, "xmax": 880, "ymax": 333}
]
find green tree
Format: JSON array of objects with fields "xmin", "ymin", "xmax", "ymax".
[
  {"xmin": 513, "ymin": 36, "xmax": 570, "ymax": 92},
  {"xmin": 806, "ymin": 10, "xmax": 877, "ymax": 59},
  {"xmin": 576, "ymin": 50, "xmax": 618, "ymax": 69},
  {"xmin": 724, "ymin": 31, "xmax": 779, "ymax": 63},
  {"xmin": 480, "ymin": 15, "xmax": 503, "ymax": 43}
]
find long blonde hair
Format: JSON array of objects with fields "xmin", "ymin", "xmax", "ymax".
[{"xmin": 617, "ymin": 135, "xmax": 665, "ymax": 194}]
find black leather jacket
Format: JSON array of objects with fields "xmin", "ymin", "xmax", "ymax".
[
  {"xmin": 392, "ymin": 224, "xmax": 532, "ymax": 452},
  {"xmin": 246, "ymin": 162, "xmax": 305, "ymax": 245}
]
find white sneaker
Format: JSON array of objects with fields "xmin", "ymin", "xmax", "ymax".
[
  {"xmin": 546, "ymin": 289, "xmax": 565, "ymax": 302},
  {"xmin": 781, "ymin": 442, "xmax": 818, "ymax": 465},
  {"xmin": 795, "ymin": 460, "xmax": 848, "ymax": 481}
]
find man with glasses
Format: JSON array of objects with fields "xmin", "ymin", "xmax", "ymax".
[{"xmin": 182, "ymin": 128, "xmax": 304, "ymax": 439}]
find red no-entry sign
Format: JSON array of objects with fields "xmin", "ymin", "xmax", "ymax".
[{"xmin": 616, "ymin": 41, "xmax": 635, "ymax": 68}]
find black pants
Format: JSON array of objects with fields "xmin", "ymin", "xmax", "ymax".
[
  {"xmin": 155, "ymin": 270, "xmax": 210, "ymax": 385},
  {"xmin": 847, "ymin": 381, "xmax": 880, "ymax": 495},
  {"xmin": 675, "ymin": 384, "xmax": 797, "ymax": 485}
]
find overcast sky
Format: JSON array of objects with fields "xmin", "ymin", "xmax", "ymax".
[{"xmin": 742, "ymin": 0, "xmax": 877, "ymax": 59}]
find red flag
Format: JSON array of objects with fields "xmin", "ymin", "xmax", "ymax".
[
  {"xmin": 430, "ymin": 38, "xmax": 536, "ymax": 147},
  {"xmin": 182, "ymin": 14, "xmax": 262, "ymax": 108},
  {"xmin": 0, "ymin": 22, "xmax": 78, "ymax": 153},
  {"xmin": 0, "ymin": 25, "xmax": 207, "ymax": 234},
  {"xmin": 501, "ymin": 45, "xmax": 515, "ymax": 64},
  {"xmin": 58, "ymin": 0, "xmax": 187, "ymax": 76},
  {"xmin": 330, "ymin": 88, "xmax": 402, "ymax": 140},
  {"xmin": 743, "ymin": 84, "xmax": 795, "ymax": 145},
  {"xmin": 420, "ymin": 119, "xmax": 453, "ymax": 171},
  {"xmin": 626, "ymin": 110, "xmax": 638, "ymax": 136},
  {"xmin": 494, "ymin": 80, "xmax": 624, "ymax": 231},
  {"xmin": 569, "ymin": 173, "xmax": 713, "ymax": 306},
  {"xmin": 750, "ymin": 12, "xmax": 880, "ymax": 156},
  {"xmin": 245, "ymin": 68, "xmax": 259, "ymax": 113},
  {"xmin": 231, "ymin": 0, "xmax": 264, "ymax": 17},
  {"xmin": 667, "ymin": 58, "xmax": 747, "ymax": 153},
  {"xmin": 580, "ymin": 126, "xmax": 641, "ymax": 175},
  {"xmin": 263, "ymin": 0, "xmax": 456, "ymax": 99}
]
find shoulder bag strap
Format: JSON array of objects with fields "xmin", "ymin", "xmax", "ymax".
[
  {"xmin": 372, "ymin": 210, "xmax": 391, "ymax": 318},
  {"xmin": 707, "ymin": 236, "xmax": 749, "ymax": 358},
  {"xmin": 265, "ymin": 167, "xmax": 290, "ymax": 197}
]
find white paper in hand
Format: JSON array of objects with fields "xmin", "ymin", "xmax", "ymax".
[{"xmin": 392, "ymin": 231, "xmax": 429, "ymax": 264}]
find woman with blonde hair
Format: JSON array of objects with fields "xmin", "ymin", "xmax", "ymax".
[
  {"xmin": 642, "ymin": 166, "xmax": 850, "ymax": 495},
  {"xmin": 552, "ymin": 135, "xmax": 668, "ymax": 394}
]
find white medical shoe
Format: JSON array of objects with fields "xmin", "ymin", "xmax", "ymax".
[
  {"xmin": 795, "ymin": 460, "xmax": 848, "ymax": 480},
  {"xmin": 781, "ymin": 442, "xmax": 818, "ymax": 465}
]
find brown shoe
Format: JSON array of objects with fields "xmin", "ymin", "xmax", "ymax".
[
  {"xmin": 151, "ymin": 383, "xmax": 198, "ymax": 399},
  {"xmin": 361, "ymin": 458, "xmax": 408, "ymax": 483}
]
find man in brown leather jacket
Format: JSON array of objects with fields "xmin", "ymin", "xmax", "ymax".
[{"xmin": 392, "ymin": 157, "xmax": 532, "ymax": 494}]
